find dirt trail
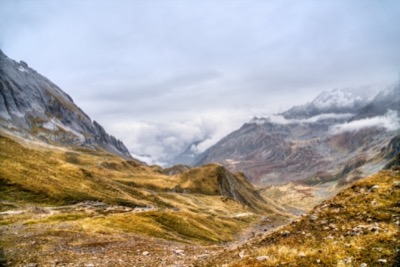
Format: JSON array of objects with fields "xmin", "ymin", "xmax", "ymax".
[{"xmin": 0, "ymin": 202, "xmax": 292, "ymax": 267}]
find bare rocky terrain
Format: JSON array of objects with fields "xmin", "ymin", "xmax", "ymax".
[{"xmin": 194, "ymin": 85, "xmax": 399, "ymax": 186}]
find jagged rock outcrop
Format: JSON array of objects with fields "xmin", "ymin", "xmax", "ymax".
[
  {"xmin": 381, "ymin": 135, "xmax": 400, "ymax": 169},
  {"xmin": 0, "ymin": 49, "xmax": 131, "ymax": 158}
]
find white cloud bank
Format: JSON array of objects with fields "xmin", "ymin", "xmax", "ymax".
[
  {"xmin": 104, "ymin": 109, "xmax": 254, "ymax": 165},
  {"xmin": 330, "ymin": 110, "xmax": 400, "ymax": 134},
  {"xmin": 252, "ymin": 113, "xmax": 355, "ymax": 125}
]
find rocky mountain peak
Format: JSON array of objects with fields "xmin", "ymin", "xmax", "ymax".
[
  {"xmin": 0, "ymin": 50, "xmax": 132, "ymax": 159},
  {"xmin": 282, "ymin": 87, "xmax": 372, "ymax": 119},
  {"xmin": 193, "ymin": 85, "xmax": 398, "ymax": 185}
]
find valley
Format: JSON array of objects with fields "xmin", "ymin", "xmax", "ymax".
[
  {"xmin": 1, "ymin": 48, "xmax": 399, "ymax": 267},
  {"xmin": 0, "ymin": 132, "xmax": 289, "ymax": 266}
]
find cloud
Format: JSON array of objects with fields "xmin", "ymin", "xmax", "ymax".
[
  {"xmin": 253, "ymin": 113, "xmax": 355, "ymax": 125},
  {"xmin": 102, "ymin": 109, "xmax": 253, "ymax": 165},
  {"xmin": 331, "ymin": 110, "xmax": 400, "ymax": 134},
  {"xmin": 1, "ymin": 0, "xmax": 400, "ymax": 163}
]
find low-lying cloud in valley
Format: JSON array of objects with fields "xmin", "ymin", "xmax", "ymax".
[
  {"xmin": 331, "ymin": 110, "xmax": 400, "ymax": 134},
  {"xmin": 104, "ymin": 110, "xmax": 255, "ymax": 165},
  {"xmin": 260, "ymin": 113, "xmax": 355, "ymax": 125}
]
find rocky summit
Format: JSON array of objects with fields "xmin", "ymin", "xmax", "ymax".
[{"xmin": 0, "ymin": 49, "xmax": 131, "ymax": 159}]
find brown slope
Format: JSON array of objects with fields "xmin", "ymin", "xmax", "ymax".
[{"xmin": 196, "ymin": 169, "xmax": 400, "ymax": 266}]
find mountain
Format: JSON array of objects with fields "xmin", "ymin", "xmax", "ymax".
[
  {"xmin": 194, "ymin": 86, "xmax": 399, "ymax": 185},
  {"xmin": 0, "ymin": 49, "xmax": 131, "ymax": 158},
  {"xmin": 351, "ymin": 83, "xmax": 400, "ymax": 120},
  {"xmin": 281, "ymin": 88, "xmax": 371, "ymax": 119},
  {"xmin": 167, "ymin": 140, "xmax": 203, "ymax": 166}
]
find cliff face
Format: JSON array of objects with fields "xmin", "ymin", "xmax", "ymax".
[{"xmin": 0, "ymin": 49, "xmax": 131, "ymax": 158}]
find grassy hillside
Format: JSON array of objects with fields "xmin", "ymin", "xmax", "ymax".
[
  {"xmin": 0, "ymin": 132, "xmax": 287, "ymax": 266},
  {"xmin": 197, "ymin": 169, "xmax": 400, "ymax": 266}
]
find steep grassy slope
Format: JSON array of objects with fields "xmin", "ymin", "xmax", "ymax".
[
  {"xmin": 197, "ymin": 169, "xmax": 400, "ymax": 266},
  {"xmin": 0, "ymin": 133, "xmax": 160, "ymax": 208}
]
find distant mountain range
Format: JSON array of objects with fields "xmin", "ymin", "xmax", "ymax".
[
  {"xmin": 193, "ymin": 84, "xmax": 400, "ymax": 185},
  {"xmin": 0, "ymin": 49, "xmax": 131, "ymax": 158}
]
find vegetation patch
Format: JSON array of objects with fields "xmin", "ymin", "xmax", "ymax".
[{"xmin": 199, "ymin": 170, "xmax": 400, "ymax": 266}]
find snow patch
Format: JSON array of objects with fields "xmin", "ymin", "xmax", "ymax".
[
  {"xmin": 42, "ymin": 119, "xmax": 85, "ymax": 142},
  {"xmin": 0, "ymin": 111, "xmax": 11, "ymax": 120},
  {"xmin": 10, "ymin": 110, "xmax": 25, "ymax": 118},
  {"xmin": 42, "ymin": 121, "xmax": 57, "ymax": 130},
  {"xmin": 17, "ymin": 66, "xmax": 28, "ymax": 73},
  {"xmin": 312, "ymin": 89, "xmax": 363, "ymax": 110}
]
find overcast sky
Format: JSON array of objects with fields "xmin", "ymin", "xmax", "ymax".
[{"xmin": 1, "ymin": 0, "xmax": 400, "ymax": 164}]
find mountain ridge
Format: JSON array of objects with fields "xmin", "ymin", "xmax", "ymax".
[
  {"xmin": 0, "ymin": 49, "xmax": 132, "ymax": 159},
  {"xmin": 193, "ymin": 85, "xmax": 399, "ymax": 185}
]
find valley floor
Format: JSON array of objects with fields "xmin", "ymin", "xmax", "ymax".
[
  {"xmin": 0, "ymin": 202, "xmax": 288, "ymax": 267},
  {"xmin": 1, "ymin": 169, "xmax": 399, "ymax": 266}
]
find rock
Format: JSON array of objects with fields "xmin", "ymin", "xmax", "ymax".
[
  {"xmin": 196, "ymin": 254, "xmax": 209, "ymax": 259},
  {"xmin": 298, "ymin": 252, "xmax": 306, "ymax": 257},
  {"xmin": 85, "ymin": 264, "xmax": 95, "ymax": 267},
  {"xmin": 174, "ymin": 249, "xmax": 185, "ymax": 256},
  {"xmin": 142, "ymin": 251, "xmax": 149, "ymax": 256},
  {"xmin": 393, "ymin": 181, "xmax": 400, "ymax": 187},
  {"xmin": 377, "ymin": 259, "xmax": 387, "ymax": 263},
  {"xmin": 360, "ymin": 263, "xmax": 367, "ymax": 267},
  {"xmin": 256, "ymin": 256, "xmax": 269, "ymax": 261},
  {"xmin": 310, "ymin": 214, "xmax": 318, "ymax": 221},
  {"xmin": 316, "ymin": 259, "xmax": 321, "ymax": 263},
  {"xmin": 238, "ymin": 251, "xmax": 245, "ymax": 259},
  {"xmin": 344, "ymin": 257, "xmax": 352, "ymax": 264},
  {"xmin": 370, "ymin": 185, "xmax": 379, "ymax": 191},
  {"xmin": 329, "ymin": 223, "xmax": 336, "ymax": 229},
  {"xmin": 25, "ymin": 264, "xmax": 38, "ymax": 267},
  {"xmin": 281, "ymin": 230, "xmax": 290, "ymax": 237}
]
